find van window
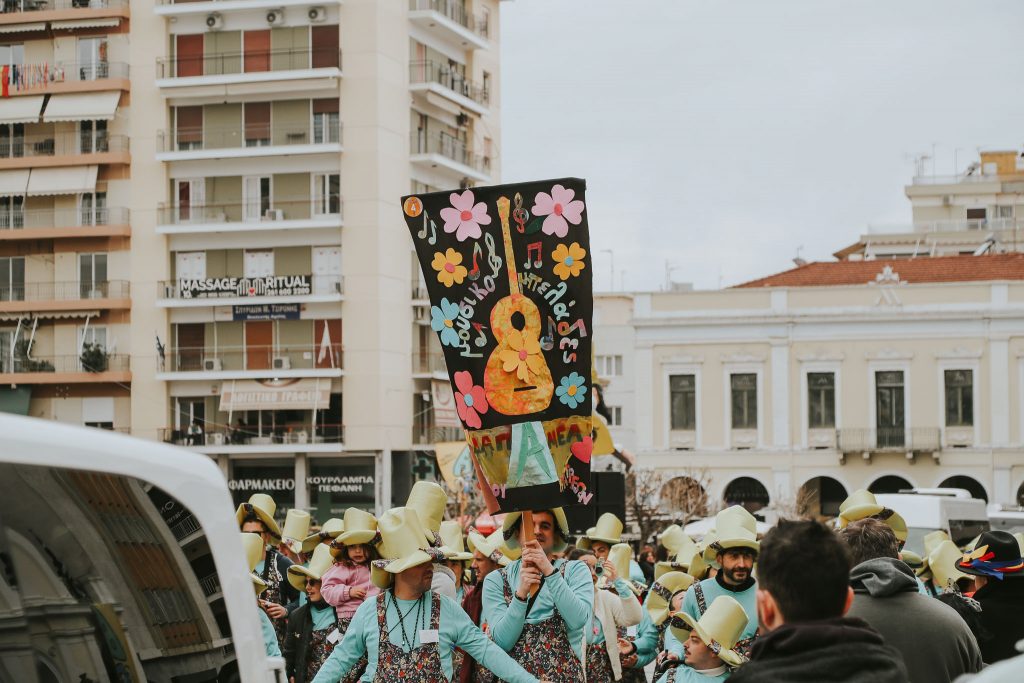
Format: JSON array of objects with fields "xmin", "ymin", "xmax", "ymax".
[
  {"xmin": 949, "ymin": 518, "xmax": 991, "ymax": 549},
  {"xmin": 0, "ymin": 463, "xmax": 239, "ymax": 683}
]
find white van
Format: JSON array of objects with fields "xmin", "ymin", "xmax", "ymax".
[
  {"xmin": 0, "ymin": 414, "xmax": 286, "ymax": 683},
  {"xmin": 876, "ymin": 489, "xmax": 990, "ymax": 554}
]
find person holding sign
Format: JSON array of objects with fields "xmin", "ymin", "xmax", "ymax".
[
  {"xmin": 481, "ymin": 508, "xmax": 593, "ymax": 682},
  {"xmin": 311, "ymin": 508, "xmax": 544, "ymax": 683}
]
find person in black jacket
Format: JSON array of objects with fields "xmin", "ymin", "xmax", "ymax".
[
  {"xmin": 283, "ymin": 545, "xmax": 343, "ymax": 683},
  {"xmin": 729, "ymin": 520, "xmax": 909, "ymax": 683},
  {"xmin": 954, "ymin": 530, "xmax": 1024, "ymax": 664}
]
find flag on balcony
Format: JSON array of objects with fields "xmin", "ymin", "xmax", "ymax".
[{"xmin": 402, "ymin": 178, "xmax": 594, "ymax": 514}]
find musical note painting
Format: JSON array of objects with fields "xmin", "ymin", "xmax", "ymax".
[{"xmin": 402, "ymin": 178, "xmax": 594, "ymax": 513}]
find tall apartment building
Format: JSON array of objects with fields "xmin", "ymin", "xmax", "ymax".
[{"xmin": 0, "ymin": 0, "xmax": 503, "ymax": 520}]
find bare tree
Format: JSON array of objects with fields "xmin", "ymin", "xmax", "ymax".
[
  {"xmin": 625, "ymin": 468, "xmax": 668, "ymax": 545},
  {"xmin": 771, "ymin": 483, "xmax": 827, "ymax": 522}
]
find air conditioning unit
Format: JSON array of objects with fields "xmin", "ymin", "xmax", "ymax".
[
  {"xmin": 266, "ymin": 9, "xmax": 285, "ymax": 25},
  {"xmin": 206, "ymin": 432, "xmax": 225, "ymax": 446},
  {"xmin": 272, "ymin": 356, "xmax": 291, "ymax": 370},
  {"xmin": 263, "ymin": 209, "xmax": 284, "ymax": 221},
  {"xmin": 308, "ymin": 6, "xmax": 326, "ymax": 22},
  {"xmin": 206, "ymin": 13, "xmax": 223, "ymax": 30},
  {"xmin": 202, "ymin": 358, "xmax": 222, "ymax": 371}
]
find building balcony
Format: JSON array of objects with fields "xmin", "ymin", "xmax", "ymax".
[
  {"xmin": 160, "ymin": 423, "xmax": 344, "ymax": 454},
  {"xmin": 0, "ymin": 351, "xmax": 129, "ymax": 384},
  {"xmin": 0, "ymin": 131, "xmax": 128, "ymax": 170},
  {"xmin": 156, "ymin": 120, "xmax": 342, "ymax": 162},
  {"xmin": 410, "ymin": 132, "xmax": 491, "ymax": 183},
  {"xmin": 2, "ymin": 61, "xmax": 129, "ymax": 95},
  {"xmin": 155, "ymin": 0, "xmax": 338, "ymax": 16},
  {"xmin": 412, "ymin": 422, "xmax": 463, "ymax": 445},
  {"xmin": 412, "ymin": 351, "xmax": 446, "ymax": 377},
  {"xmin": 158, "ymin": 274, "xmax": 343, "ymax": 307},
  {"xmin": 156, "ymin": 196, "xmax": 342, "ymax": 235},
  {"xmin": 409, "ymin": 60, "xmax": 489, "ymax": 116},
  {"xmin": 0, "ymin": 206, "xmax": 129, "ymax": 241},
  {"xmin": 836, "ymin": 428, "xmax": 941, "ymax": 454},
  {"xmin": 0, "ymin": 279, "xmax": 130, "ymax": 313},
  {"xmin": 158, "ymin": 344, "xmax": 343, "ymax": 380},
  {"xmin": 408, "ymin": 0, "xmax": 489, "ymax": 50},
  {"xmin": 867, "ymin": 218, "xmax": 1024, "ymax": 235},
  {"xmin": 155, "ymin": 47, "xmax": 342, "ymax": 99},
  {"xmin": 0, "ymin": 0, "xmax": 127, "ymax": 25}
]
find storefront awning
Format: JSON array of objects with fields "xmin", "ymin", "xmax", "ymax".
[
  {"xmin": 0, "ymin": 170, "xmax": 29, "ymax": 196},
  {"xmin": 0, "ymin": 23, "xmax": 46, "ymax": 34},
  {"xmin": 0, "ymin": 310, "xmax": 99, "ymax": 322},
  {"xmin": 27, "ymin": 166, "xmax": 98, "ymax": 196},
  {"xmin": 219, "ymin": 378, "xmax": 330, "ymax": 412},
  {"xmin": 42, "ymin": 91, "xmax": 120, "ymax": 123},
  {"xmin": 51, "ymin": 18, "xmax": 121, "ymax": 30},
  {"xmin": 0, "ymin": 95, "xmax": 44, "ymax": 125}
]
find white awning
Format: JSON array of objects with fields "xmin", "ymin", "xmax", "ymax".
[
  {"xmin": 42, "ymin": 91, "xmax": 120, "ymax": 123},
  {"xmin": 219, "ymin": 378, "xmax": 330, "ymax": 412},
  {"xmin": 26, "ymin": 166, "xmax": 98, "ymax": 196},
  {"xmin": 0, "ymin": 311, "xmax": 99, "ymax": 321},
  {"xmin": 0, "ymin": 96, "xmax": 44, "ymax": 125},
  {"xmin": 0, "ymin": 170, "xmax": 29, "ymax": 196},
  {"xmin": 51, "ymin": 18, "xmax": 121, "ymax": 29},
  {"xmin": 0, "ymin": 23, "xmax": 47, "ymax": 34}
]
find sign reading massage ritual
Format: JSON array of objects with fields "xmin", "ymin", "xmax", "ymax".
[
  {"xmin": 403, "ymin": 178, "xmax": 594, "ymax": 513},
  {"xmin": 179, "ymin": 275, "xmax": 312, "ymax": 299}
]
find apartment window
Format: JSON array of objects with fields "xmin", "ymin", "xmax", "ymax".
[
  {"xmin": 313, "ymin": 99, "xmax": 340, "ymax": 144},
  {"xmin": 80, "ymin": 192, "xmax": 107, "ymax": 225},
  {"xmin": 313, "ymin": 173, "xmax": 340, "ymax": 215},
  {"xmin": 0, "ymin": 196, "xmax": 24, "ymax": 229},
  {"xmin": 608, "ymin": 405, "xmax": 622, "ymax": 427},
  {"xmin": 0, "ymin": 44, "xmax": 24, "ymax": 68},
  {"xmin": 482, "ymin": 70, "xmax": 492, "ymax": 104},
  {"xmin": 669, "ymin": 374, "xmax": 696, "ymax": 430},
  {"xmin": 596, "ymin": 354, "xmax": 623, "ymax": 377},
  {"xmin": 944, "ymin": 369, "xmax": 973, "ymax": 427},
  {"xmin": 875, "ymin": 371, "xmax": 905, "ymax": 447},
  {"xmin": 243, "ymin": 176, "xmax": 271, "ymax": 221},
  {"xmin": 311, "ymin": 25, "xmax": 340, "ymax": 69},
  {"xmin": 79, "ymin": 120, "xmax": 108, "ymax": 153},
  {"xmin": 78, "ymin": 325, "xmax": 107, "ymax": 356},
  {"xmin": 0, "ymin": 123, "xmax": 24, "ymax": 159},
  {"xmin": 808, "ymin": 372, "xmax": 836, "ymax": 428},
  {"xmin": 731, "ymin": 373, "xmax": 757, "ymax": 429},
  {"xmin": 79, "ymin": 252, "xmax": 108, "ymax": 298},
  {"xmin": 0, "ymin": 327, "xmax": 21, "ymax": 372},
  {"xmin": 244, "ymin": 102, "xmax": 271, "ymax": 147},
  {"xmin": 996, "ymin": 205, "xmax": 1014, "ymax": 220},
  {"xmin": 0, "ymin": 256, "xmax": 24, "ymax": 301},
  {"xmin": 175, "ymin": 106, "xmax": 203, "ymax": 150},
  {"xmin": 77, "ymin": 37, "xmax": 108, "ymax": 80}
]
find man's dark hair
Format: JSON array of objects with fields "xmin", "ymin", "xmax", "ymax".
[
  {"xmin": 837, "ymin": 518, "xmax": 899, "ymax": 566},
  {"xmin": 567, "ymin": 547, "xmax": 594, "ymax": 561},
  {"xmin": 240, "ymin": 512, "xmax": 266, "ymax": 533},
  {"xmin": 758, "ymin": 520, "xmax": 853, "ymax": 622}
]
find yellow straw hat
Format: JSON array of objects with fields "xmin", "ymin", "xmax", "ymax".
[
  {"xmin": 236, "ymin": 493, "xmax": 282, "ymax": 539},
  {"xmin": 702, "ymin": 507, "xmax": 759, "ymax": 567},
  {"xmin": 371, "ymin": 508, "xmax": 447, "ymax": 589},
  {"xmin": 578, "ymin": 513, "xmax": 624, "ymax": 550},
  {"xmin": 838, "ymin": 489, "xmax": 885, "ymax": 527},
  {"xmin": 439, "ymin": 520, "xmax": 474, "ymax": 562},
  {"xmin": 930, "ymin": 540, "xmax": 971, "ymax": 592},
  {"xmin": 332, "ymin": 508, "xmax": 380, "ymax": 554},
  {"xmin": 281, "ymin": 509, "xmax": 312, "ymax": 555},
  {"xmin": 467, "ymin": 528, "xmax": 515, "ymax": 567},
  {"xmin": 658, "ymin": 524, "xmax": 690, "ymax": 555},
  {"xmin": 502, "ymin": 508, "xmax": 570, "ymax": 554},
  {"xmin": 287, "ymin": 544, "xmax": 335, "ymax": 592},
  {"xmin": 670, "ymin": 595, "xmax": 749, "ymax": 667},
  {"xmin": 646, "ymin": 571, "xmax": 696, "ymax": 626},
  {"xmin": 605, "ymin": 543, "xmax": 643, "ymax": 595},
  {"xmin": 405, "ymin": 481, "xmax": 449, "ymax": 538},
  {"xmin": 300, "ymin": 517, "xmax": 345, "ymax": 554},
  {"xmin": 655, "ymin": 535, "xmax": 700, "ymax": 579},
  {"xmin": 241, "ymin": 532, "xmax": 268, "ymax": 595}
]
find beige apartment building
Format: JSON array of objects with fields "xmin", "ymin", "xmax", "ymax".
[
  {"xmin": 0, "ymin": 0, "xmax": 502, "ymax": 519},
  {"xmin": 597, "ymin": 256, "xmax": 1024, "ymax": 518}
]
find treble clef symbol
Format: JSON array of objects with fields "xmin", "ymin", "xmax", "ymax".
[
  {"xmin": 512, "ymin": 192, "xmax": 529, "ymax": 234},
  {"xmin": 485, "ymin": 233, "xmax": 502, "ymax": 279}
]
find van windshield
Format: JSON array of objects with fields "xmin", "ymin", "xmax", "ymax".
[{"xmin": 905, "ymin": 526, "xmax": 939, "ymax": 556}]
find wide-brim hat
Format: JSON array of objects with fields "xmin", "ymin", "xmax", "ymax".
[
  {"xmin": 241, "ymin": 532, "xmax": 264, "ymax": 573},
  {"xmin": 439, "ymin": 520, "xmax": 474, "ymax": 562},
  {"xmin": 288, "ymin": 544, "xmax": 335, "ymax": 592},
  {"xmin": 251, "ymin": 572, "xmax": 268, "ymax": 596},
  {"xmin": 886, "ymin": 511, "xmax": 909, "ymax": 543},
  {"xmin": 703, "ymin": 507, "xmax": 759, "ymax": 567},
  {"xmin": 467, "ymin": 528, "xmax": 515, "ymax": 567},
  {"xmin": 669, "ymin": 595, "xmax": 749, "ymax": 667},
  {"xmin": 646, "ymin": 571, "xmax": 696, "ymax": 626},
  {"xmin": 371, "ymin": 508, "xmax": 448, "ymax": 589},
  {"xmin": 927, "ymin": 540, "xmax": 970, "ymax": 591},
  {"xmin": 578, "ymin": 512, "xmax": 624, "ymax": 550},
  {"xmin": 607, "ymin": 543, "xmax": 642, "ymax": 595},
  {"xmin": 236, "ymin": 493, "xmax": 282, "ymax": 539},
  {"xmin": 900, "ymin": 550, "xmax": 925, "ymax": 574},
  {"xmin": 332, "ymin": 508, "xmax": 380, "ymax": 555},
  {"xmin": 281, "ymin": 509, "xmax": 312, "ymax": 555},
  {"xmin": 838, "ymin": 489, "xmax": 885, "ymax": 527},
  {"xmin": 502, "ymin": 508, "xmax": 570, "ymax": 554},
  {"xmin": 301, "ymin": 517, "xmax": 344, "ymax": 554},
  {"xmin": 406, "ymin": 481, "xmax": 449, "ymax": 537},
  {"xmin": 659, "ymin": 524, "xmax": 689, "ymax": 555},
  {"xmin": 924, "ymin": 530, "xmax": 951, "ymax": 557},
  {"xmin": 956, "ymin": 530, "xmax": 1024, "ymax": 580}
]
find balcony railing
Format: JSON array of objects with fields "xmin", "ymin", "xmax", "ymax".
[
  {"xmin": 3, "ymin": 62, "xmax": 129, "ymax": 95},
  {"xmin": 0, "ymin": 352, "xmax": 128, "ymax": 374},
  {"xmin": 412, "ymin": 423, "xmax": 463, "ymax": 444},
  {"xmin": 411, "ymin": 131, "xmax": 490, "ymax": 174},
  {"xmin": 1, "ymin": 0, "xmax": 125, "ymax": 12},
  {"xmin": 408, "ymin": 0, "xmax": 489, "ymax": 39},
  {"xmin": 867, "ymin": 218, "xmax": 1024, "ymax": 235},
  {"xmin": 157, "ymin": 196, "xmax": 342, "ymax": 226},
  {"xmin": 164, "ymin": 344, "xmax": 343, "ymax": 373},
  {"xmin": 158, "ymin": 120, "xmax": 342, "ymax": 153},
  {"xmin": 157, "ymin": 47, "xmax": 342, "ymax": 79},
  {"xmin": 409, "ymin": 60, "xmax": 489, "ymax": 107},
  {"xmin": 911, "ymin": 173, "xmax": 1001, "ymax": 185},
  {"xmin": 161, "ymin": 423, "xmax": 345, "ymax": 447},
  {"xmin": 837, "ymin": 428, "xmax": 941, "ymax": 453},
  {"xmin": 0, "ymin": 132, "xmax": 128, "ymax": 159},
  {"xmin": 159, "ymin": 275, "xmax": 343, "ymax": 300},
  {"xmin": 0, "ymin": 206, "xmax": 128, "ymax": 231},
  {"xmin": 0, "ymin": 279, "xmax": 129, "ymax": 302},
  {"xmin": 412, "ymin": 351, "xmax": 446, "ymax": 374},
  {"xmin": 412, "ymin": 285, "xmax": 428, "ymax": 300}
]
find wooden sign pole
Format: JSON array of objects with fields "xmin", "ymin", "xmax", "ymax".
[{"xmin": 521, "ymin": 509, "xmax": 540, "ymax": 597}]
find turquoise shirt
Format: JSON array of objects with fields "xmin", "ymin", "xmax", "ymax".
[
  {"xmin": 482, "ymin": 558, "xmax": 593, "ymax": 664},
  {"xmin": 681, "ymin": 577, "xmax": 757, "ymax": 643},
  {"xmin": 259, "ymin": 609, "xmax": 281, "ymax": 657},
  {"xmin": 311, "ymin": 603, "xmax": 336, "ymax": 631},
  {"xmin": 629, "ymin": 593, "xmax": 665, "ymax": 669},
  {"xmin": 587, "ymin": 578, "xmax": 634, "ymax": 645},
  {"xmin": 656, "ymin": 665, "xmax": 731, "ymax": 682},
  {"xmin": 311, "ymin": 591, "xmax": 538, "ymax": 683},
  {"xmin": 630, "ymin": 559, "xmax": 647, "ymax": 585}
]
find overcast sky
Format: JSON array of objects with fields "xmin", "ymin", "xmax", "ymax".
[{"xmin": 499, "ymin": 0, "xmax": 1024, "ymax": 291}]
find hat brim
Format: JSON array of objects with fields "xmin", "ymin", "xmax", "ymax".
[
  {"xmin": 838, "ymin": 504, "xmax": 885, "ymax": 527},
  {"xmin": 236, "ymin": 504, "xmax": 282, "ymax": 539},
  {"xmin": 502, "ymin": 509, "xmax": 570, "ymax": 553},
  {"xmin": 251, "ymin": 571, "xmax": 268, "ymax": 596},
  {"xmin": 954, "ymin": 558, "xmax": 1024, "ymax": 579},
  {"xmin": 669, "ymin": 613, "xmax": 745, "ymax": 668},
  {"xmin": 337, "ymin": 530, "xmax": 379, "ymax": 547},
  {"xmin": 370, "ymin": 550, "xmax": 434, "ymax": 589},
  {"xmin": 702, "ymin": 538, "xmax": 760, "ymax": 566},
  {"xmin": 578, "ymin": 535, "xmax": 620, "ymax": 551},
  {"xmin": 287, "ymin": 564, "xmax": 321, "ymax": 592}
]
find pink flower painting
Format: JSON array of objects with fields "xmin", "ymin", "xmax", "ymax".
[
  {"xmin": 532, "ymin": 184, "xmax": 585, "ymax": 238},
  {"xmin": 454, "ymin": 370, "xmax": 489, "ymax": 429},
  {"xmin": 439, "ymin": 190, "xmax": 492, "ymax": 242}
]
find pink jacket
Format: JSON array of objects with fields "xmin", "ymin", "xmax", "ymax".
[{"xmin": 320, "ymin": 562, "xmax": 380, "ymax": 619}]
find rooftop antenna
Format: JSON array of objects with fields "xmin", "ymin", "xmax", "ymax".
[{"xmin": 793, "ymin": 245, "xmax": 806, "ymax": 267}]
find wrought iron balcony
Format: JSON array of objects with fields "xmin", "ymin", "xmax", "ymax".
[
  {"xmin": 0, "ymin": 206, "xmax": 128, "ymax": 231},
  {"xmin": 156, "ymin": 196, "xmax": 341, "ymax": 226},
  {"xmin": 836, "ymin": 428, "xmax": 941, "ymax": 453},
  {"xmin": 157, "ymin": 47, "xmax": 341, "ymax": 79},
  {"xmin": 163, "ymin": 344, "xmax": 343, "ymax": 373},
  {"xmin": 0, "ymin": 279, "xmax": 129, "ymax": 302},
  {"xmin": 409, "ymin": 60, "xmax": 489, "ymax": 107},
  {"xmin": 158, "ymin": 120, "xmax": 341, "ymax": 153}
]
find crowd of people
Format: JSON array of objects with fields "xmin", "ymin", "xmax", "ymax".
[{"xmin": 235, "ymin": 484, "xmax": 1024, "ymax": 682}]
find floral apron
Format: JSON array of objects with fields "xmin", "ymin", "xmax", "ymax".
[
  {"xmin": 373, "ymin": 592, "xmax": 443, "ymax": 682},
  {"xmin": 500, "ymin": 564, "xmax": 585, "ymax": 683},
  {"xmin": 586, "ymin": 639, "xmax": 616, "ymax": 683},
  {"xmin": 260, "ymin": 550, "xmax": 288, "ymax": 648},
  {"xmin": 617, "ymin": 623, "xmax": 652, "ymax": 683},
  {"xmin": 304, "ymin": 622, "xmax": 336, "ymax": 683},
  {"xmin": 336, "ymin": 616, "xmax": 367, "ymax": 683}
]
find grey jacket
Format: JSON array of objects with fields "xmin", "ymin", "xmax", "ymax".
[{"xmin": 848, "ymin": 557, "xmax": 983, "ymax": 683}]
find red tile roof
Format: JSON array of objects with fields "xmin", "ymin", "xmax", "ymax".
[{"xmin": 734, "ymin": 253, "xmax": 1024, "ymax": 288}]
